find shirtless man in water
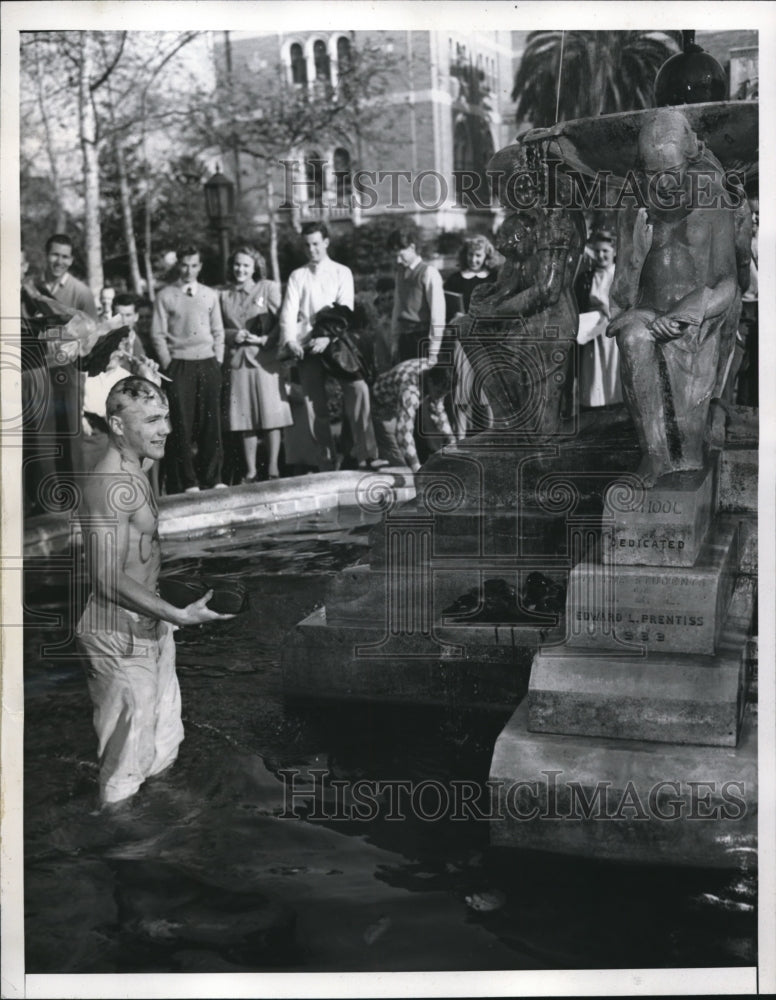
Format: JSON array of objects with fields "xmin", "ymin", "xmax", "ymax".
[{"xmin": 77, "ymin": 376, "xmax": 233, "ymax": 807}]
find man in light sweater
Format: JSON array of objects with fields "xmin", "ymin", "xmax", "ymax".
[
  {"xmin": 37, "ymin": 233, "xmax": 100, "ymax": 479},
  {"xmin": 42, "ymin": 233, "xmax": 98, "ymax": 318},
  {"xmin": 151, "ymin": 247, "xmax": 226, "ymax": 493},
  {"xmin": 279, "ymin": 222, "xmax": 376, "ymax": 471},
  {"xmin": 388, "ymin": 227, "xmax": 446, "ymax": 366}
]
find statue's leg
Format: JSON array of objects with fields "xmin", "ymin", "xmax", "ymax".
[
  {"xmin": 538, "ymin": 336, "xmax": 574, "ymax": 439},
  {"xmin": 452, "ymin": 340, "xmax": 473, "ymax": 439},
  {"xmin": 662, "ymin": 325, "xmax": 721, "ymax": 468},
  {"xmin": 714, "ymin": 295, "xmax": 742, "ymax": 399},
  {"xmin": 617, "ymin": 311, "xmax": 673, "ymax": 486}
]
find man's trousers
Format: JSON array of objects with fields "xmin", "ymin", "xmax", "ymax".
[{"xmin": 164, "ymin": 357, "xmax": 223, "ymax": 492}]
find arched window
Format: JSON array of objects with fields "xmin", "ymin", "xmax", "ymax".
[
  {"xmin": 313, "ymin": 40, "xmax": 330, "ymax": 82},
  {"xmin": 475, "ymin": 120, "xmax": 495, "ymax": 174},
  {"xmin": 336, "ymin": 36, "xmax": 352, "ymax": 72},
  {"xmin": 333, "ymin": 147, "xmax": 352, "ymax": 205},
  {"xmin": 453, "ymin": 116, "xmax": 494, "ymax": 207},
  {"xmin": 306, "ymin": 150, "xmax": 325, "ymax": 207},
  {"xmin": 453, "ymin": 119, "xmax": 473, "ymax": 174},
  {"xmin": 290, "ymin": 43, "xmax": 306, "ymax": 85}
]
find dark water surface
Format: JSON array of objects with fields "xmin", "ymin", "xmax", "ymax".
[{"xmin": 24, "ymin": 510, "xmax": 756, "ymax": 973}]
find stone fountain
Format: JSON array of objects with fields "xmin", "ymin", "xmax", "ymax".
[{"xmin": 282, "ymin": 92, "xmax": 758, "ymax": 868}]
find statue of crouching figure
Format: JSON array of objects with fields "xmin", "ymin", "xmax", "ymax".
[
  {"xmin": 458, "ymin": 142, "xmax": 585, "ymax": 438},
  {"xmin": 606, "ymin": 108, "xmax": 749, "ymax": 487}
]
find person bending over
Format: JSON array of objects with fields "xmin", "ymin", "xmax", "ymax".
[{"xmin": 371, "ymin": 359, "xmax": 455, "ymax": 473}]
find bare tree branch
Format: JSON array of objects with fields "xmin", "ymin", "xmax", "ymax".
[{"xmin": 90, "ymin": 30, "xmax": 127, "ymax": 91}]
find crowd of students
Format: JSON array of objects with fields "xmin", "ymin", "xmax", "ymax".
[
  {"xmin": 22, "ymin": 214, "xmax": 758, "ymax": 513},
  {"xmin": 21, "ymin": 225, "xmax": 504, "ymax": 506}
]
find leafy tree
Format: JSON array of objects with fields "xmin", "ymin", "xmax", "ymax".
[
  {"xmin": 329, "ymin": 216, "xmax": 405, "ymax": 277},
  {"xmin": 100, "ymin": 151, "xmax": 215, "ymax": 286},
  {"xmin": 189, "ymin": 33, "xmax": 401, "ymax": 279},
  {"xmin": 93, "ymin": 32, "xmax": 201, "ymax": 294},
  {"xmin": 512, "ymin": 31, "xmax": 681, "ymax": 128},
  {"xmin": 21, "ymin": 30, "xmax": 202, "ymax": 296},
  {"xmin": 21, "ymin": 30, "xmax": 127, "ymax": 295}
]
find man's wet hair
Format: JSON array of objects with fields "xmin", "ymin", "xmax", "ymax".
[{"xmin": 106, "ymin": 376, "xmax": 167, "ymax": 421}]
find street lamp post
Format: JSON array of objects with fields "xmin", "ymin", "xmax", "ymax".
[{"xmin": 204, "ymin": 166, "xmax": 235, "ymax": 283}]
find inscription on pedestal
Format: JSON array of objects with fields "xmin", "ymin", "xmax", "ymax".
[
  {"xmin": 604, "ymin": 465, "xmax": 715, "ymax": 568},
  {"xmin": 566, "ymin": 519, "xmax": 738, "ymax": 655},
  {"xmin": 529, "ymin": 575, "xmax": 754, "ymax": 746}
]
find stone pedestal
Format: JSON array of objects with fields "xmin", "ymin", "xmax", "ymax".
[
  {"xmin": 489, "ymin": 700, "xmax": 757, "ymax": 869},
  {"xmin": 603, "ymin": 464, "xmax": 714, "ymax": 567},
  {"xmin": 566, "ymin": 517, "xmax": 739, "ymax": 655},
  {"xmin": 529, "ymin": 575, "xmax": 754, "ymax": 747},
  {"xmin": 282, "ymin": 411, "xmax": 641, "ymax": 709},
  {"xmin": 489, "ymin": 450, "xmax": 757, "ymax": 866},
  {"xmin": 281, "ymin": 607, "xmax": 535, "ymax": 710}
]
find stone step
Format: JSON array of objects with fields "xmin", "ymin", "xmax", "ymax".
[
  {"xmin": 324, "ymin": 561, "xmax": 566, "ymax": 638},
  {"xmin": 719, "ymin": 447, "xmax": 757, "ymax": 512},
  {"xmin": 369, "ymin": 507, "xmax": 601, "ymax": 569},
  {"xmin": 281, "ymin": 607, "xmax": 533, "ymax": 710},
  {"xmin": 528, "ymin": 575, "xmax": 755, "ymax": 747},
  {"xmin": 488, "ymin": 700, "xmax": 757, "ymax": 869}
]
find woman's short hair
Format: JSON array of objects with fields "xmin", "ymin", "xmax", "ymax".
[
  {"xmin": 228, "ymin": 246, "xmax": 266, "ymax": 280},
  {"xmin": 458, "ymin": 234, "xmax": 499, "ymax": 271}
]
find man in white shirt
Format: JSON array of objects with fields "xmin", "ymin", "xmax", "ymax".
[{"xmin": 279, "ymin": 222, "xmax": 376, "ymax": 471}]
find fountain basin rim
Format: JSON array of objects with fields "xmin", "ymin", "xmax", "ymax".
[
  {"xmin": 516, "ymin": 101, "xmax": 758, "ymax": 178},
  {"xmin": 23, "ymin": 469, "xmax": 416, "ymax": 557}
]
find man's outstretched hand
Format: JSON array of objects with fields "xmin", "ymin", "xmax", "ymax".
[{"xmin": 176, "ymin": 590, "xmax": 236, "ymax": 626}]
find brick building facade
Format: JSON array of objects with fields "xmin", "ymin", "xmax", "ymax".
[{"xmin": 212, "ymin": 30, "xmax": 517, "ymax": 236}]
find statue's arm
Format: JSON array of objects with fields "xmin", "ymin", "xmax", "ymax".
[
  {"xmin": 610, "ymin": 207, "xmax": 652, "ymax": 316},
  {"xmin": 665, "ymin": 276, "xmax": 738, "ymax": 328},
  {"xmin": 652, "ymin": 211, "xmax": 739, "ymax": 339}
]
